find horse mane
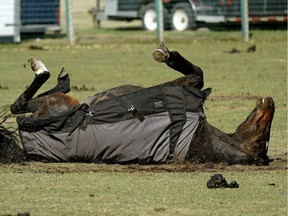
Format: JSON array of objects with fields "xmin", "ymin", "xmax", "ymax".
[{"xmin": 0, "ymin": 107, "xmax": 25, "ymax": 163}]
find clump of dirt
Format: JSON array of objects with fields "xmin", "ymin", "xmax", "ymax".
[{"xmin": 71, "ymin": 84, "xmax": 95, "ymax": 91}]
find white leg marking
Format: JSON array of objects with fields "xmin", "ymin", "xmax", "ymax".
[
  {"xmin": 34, "ymin": 59, "xmax": 48, "ymax": 75},
  {"xmin": 266, "ymin": 141, "xmax": 269, "ymax": 151}
]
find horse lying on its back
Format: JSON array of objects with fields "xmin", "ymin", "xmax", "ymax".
[{"xmin": 7, "ymin": 43, "xmax": 274, "ymax": 165}]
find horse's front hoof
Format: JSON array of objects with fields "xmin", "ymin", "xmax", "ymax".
[
  {"xmin": 152, "ymin": 43, "xmax": 170, "ymax": 63},
  {"xmin": 28, "ymin": 58, "xmax": 49, "ymax": 75}
]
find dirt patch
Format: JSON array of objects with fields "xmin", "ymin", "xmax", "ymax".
[
  {"xmin": 1, "ymin": 154, "xmax": 286, "ymax": 174},
  {"xmin": 208, "ymin": 95, "xmax": 263, "ymax": 101}
]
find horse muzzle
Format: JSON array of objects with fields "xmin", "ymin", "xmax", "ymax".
[{"xmin": 257, "ymin": 97, "xmax": 275, "ymax": 110}]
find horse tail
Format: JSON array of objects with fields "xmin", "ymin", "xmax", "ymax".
[{"xmin": 0, "ymin": 107, "xmax": 25, "ymax": 163}]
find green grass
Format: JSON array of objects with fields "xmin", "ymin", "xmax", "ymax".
[
  {"xmin": 0, "ymin": 170, "xmax": 286, "ymax": 215},
  {"xmin": 0, "ymin": 29, "xmax": 286, "ymax": 215}
]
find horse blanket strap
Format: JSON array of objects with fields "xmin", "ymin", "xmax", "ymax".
[
  {"xmin": 16, "ymin": 103, "xmax": 89, "ymax": 133},
  {"xmin": 105, "ymin": 91, "xmax": 145, "ymax": 122},
  {"xmin": 161, "ymin": 87, "xmax": 186, "ymax": 160}
]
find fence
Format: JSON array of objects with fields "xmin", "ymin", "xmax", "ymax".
[{"xmin": 1, "ymin": 0, "xmax": 287, "ymax": 43}]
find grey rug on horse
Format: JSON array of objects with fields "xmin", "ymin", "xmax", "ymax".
[{"xmin": 17, "ymin": 85, "xmax": 211, "ymax": 164}]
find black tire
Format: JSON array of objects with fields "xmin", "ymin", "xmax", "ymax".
[
  {"xmin": 140, "ymin": 3, "xmax": 169, "ymax": 31},
  {"xmin": 170, "ymin": 3, "xmax": 197, "ymax": 31}
]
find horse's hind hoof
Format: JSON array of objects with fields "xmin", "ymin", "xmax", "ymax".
[
  {"xmin": 56, "ymin": 67, "xmax": 70, "ymax": 94},
  {"xmin": 28, "ymin": 58, "xmax": 49, "ymax": 75},
  {"xmin": 152, "ymin": 42, "xmax": 170, "ymax": 63},
  {"xmin": 58, "ymin": 67, "xmax": 68, "ymax": 79}
]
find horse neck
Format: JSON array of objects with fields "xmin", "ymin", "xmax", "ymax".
[
  {"xmin": 196, "ymin": 120, "xmax": 239, "ymax": 147},
  {"xmin": 186, "ymin": 119, "xmax": 249, "ymax": 164}
]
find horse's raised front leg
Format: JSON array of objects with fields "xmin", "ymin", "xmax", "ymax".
[
  {"xmin": 152, "ymin": 43, "xmax": 204, "ymax": 89},
  {"xmin": 10, "ymin": 58, "xmax": 50, "ymax": 114}
]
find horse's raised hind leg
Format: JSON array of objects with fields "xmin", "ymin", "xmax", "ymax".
[
  {"xmin": 152, "ymin": 43, "xmax": 204, "ymax": 89},
  {"xmin": 37, "ymin": 67, "xmax": 71, "ymax": 98},
  {"xmin": 10, "ymin": 58, "xmax": 50, "ymax": 114}
]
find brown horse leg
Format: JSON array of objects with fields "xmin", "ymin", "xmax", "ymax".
[
  {"xmin": 10, "ymin": 58, "xmax": 50, "ymax": 114},
  {"xmin": 153, "ymin": 43, "xmax": 204, "ymax": 89},
  {"xmin": 37, "ymin": 67, "xmax": 71, "ymax": 98}
]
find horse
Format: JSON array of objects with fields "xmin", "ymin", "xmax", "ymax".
[{"xmin": 7, "ymin": 43, "xmax": 274, "ymax": 165}]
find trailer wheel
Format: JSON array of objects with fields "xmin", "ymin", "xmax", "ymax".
[
  {"xmin": 170, "ymin": 3, "xmax": 196, "ymax": 31},
  {"xmin": 140, "ymin": 3, "xmax": 168, "ymax": 31}
]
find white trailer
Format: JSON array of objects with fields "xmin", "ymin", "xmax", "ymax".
[{"xmin": 0, "ymin": 0, "xmax": 20, "ymax": 43}]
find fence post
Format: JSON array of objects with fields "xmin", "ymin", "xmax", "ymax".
[
  {"xmin": 95, "ymin": 0, "xmax": 101, "ymax": 28},
  {"xmin": 241, "ymin": 0, "xmax": 249, "ymax": 41},
  {"xmin": 65, "ymin": 0, "xmax": 75, "ymax": 45},
  {"xmin": 154, "ymin": 0, "xmax": 164, "ymax": 42}
]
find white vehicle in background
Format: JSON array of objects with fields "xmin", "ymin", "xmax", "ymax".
[{"xmin": 90, "ymin": 0, "xmax": 287, "ymax": 31}]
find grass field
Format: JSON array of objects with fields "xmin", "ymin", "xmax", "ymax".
[{"xmin": 0, "ymin": 27, "xmax": 287, "ymax": 216}]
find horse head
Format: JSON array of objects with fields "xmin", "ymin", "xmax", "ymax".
[{"xmin": 233, "ymin": 97, "xmax": 275, "ymax": 162}]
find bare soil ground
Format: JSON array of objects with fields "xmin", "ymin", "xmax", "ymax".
[{"xmin": 1, "ymin": 151, "xmax": 286, "ymax": 174}]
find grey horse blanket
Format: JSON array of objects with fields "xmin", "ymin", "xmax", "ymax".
[{"xmin": 17, "ymin": 85, "xmax": 211, "ymax": 163}]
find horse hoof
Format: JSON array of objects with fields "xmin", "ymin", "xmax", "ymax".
[
  {"xmin": 28, "ymin": 58, "xmax": 49, "ymax": 75},
  {"xmin": 58, "ymin": 67, "xmax": 68, "ymax": 79},
  {"xmin": 152, "ymin": 42, "xmax": 170, "ymax": 63}
]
